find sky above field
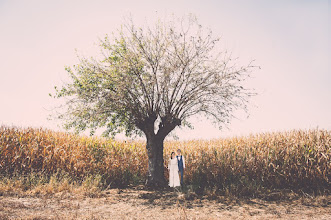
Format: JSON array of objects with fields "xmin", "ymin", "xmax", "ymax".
[{"xmin": 0, "ymin": 0, "xmax": 330, "ymax": 140}]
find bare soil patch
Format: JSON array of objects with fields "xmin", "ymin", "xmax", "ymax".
[{"xmin": 0, "ymin": 187, "xmax": 330, "ymax": 219}]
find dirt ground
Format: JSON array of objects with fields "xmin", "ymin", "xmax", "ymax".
[{"xmin": 0, "ymin": 187, "xmax": 330, "ymax": 220}]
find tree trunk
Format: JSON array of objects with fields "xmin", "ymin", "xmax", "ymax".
[{"xmin": 145, "ymin": 133, "xmax": 167, "ymax": 188}]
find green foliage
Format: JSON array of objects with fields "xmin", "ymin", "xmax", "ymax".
[{"xmin": 51, "ymin": 38, "xmax": 139, "ymax": 137}]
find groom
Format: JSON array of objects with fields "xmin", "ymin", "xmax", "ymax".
[{"xmin": 176, "ymin": 149, "xmax": 185, "ymax": 185}]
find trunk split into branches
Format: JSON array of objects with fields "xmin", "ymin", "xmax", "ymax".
[{"xmin": 139, "ymin": 115, "xmax": 181, "ymax": 187}]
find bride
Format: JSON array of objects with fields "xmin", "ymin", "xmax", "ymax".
[{"xmin": 168, "ymin": 152, "xmax": 180, "ymax": 187}]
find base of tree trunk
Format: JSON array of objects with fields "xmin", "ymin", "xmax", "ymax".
[
  {"xmin": 145, "ymin": 176, "xmax": 168, "ymax": 189},
  {"xmin": 144, "ymin": 133, "xmax": 168, "ymax": 189}
]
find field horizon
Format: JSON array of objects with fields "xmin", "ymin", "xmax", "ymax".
[
  {"xmin": 1, "ymin": 125, "xmax": 330, "ymax": 219},
  {"xmin": 1, "ymin": 125, "xmax": 330, "ymax": 194}
]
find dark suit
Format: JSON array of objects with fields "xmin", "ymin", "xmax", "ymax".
[{"xmin": 177, "ymin": 155, "xmax": 184, "ymax": 184}]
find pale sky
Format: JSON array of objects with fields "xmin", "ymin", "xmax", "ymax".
[{"xmin": 0, "ymin": 0, "xmax": 330, "ymax": 140}]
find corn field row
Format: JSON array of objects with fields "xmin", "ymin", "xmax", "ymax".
[{"xmin": 0, "ymin": 125, "xmax": 330, "ymax": 195}]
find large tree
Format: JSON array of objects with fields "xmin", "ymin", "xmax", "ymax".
[{"xmin": 53, "ymin": 15, "xmax": 256, "ymax": 187}]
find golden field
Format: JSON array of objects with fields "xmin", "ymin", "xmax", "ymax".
[{"xmin": 0, "ymin": 125, "xmax": 330, "ymax": 196}]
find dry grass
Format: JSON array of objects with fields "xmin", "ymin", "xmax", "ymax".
[
  {"xmin": 0, "ymin": 125, "xmax": 330, "ymax": 197},
  {"xmin": 0, "ymin": 187, "xmax": 330, "ymax": 219},
  {"xmin": 1, "ymin": 125, "xmax": 330, "ymax": 219},
  {"xmin": 0, "ymin": 172, "xmax": 103, "ymax": 199}
]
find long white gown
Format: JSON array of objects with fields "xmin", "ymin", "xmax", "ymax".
[{"xmin": 168, "ymin": 158, "xmax": 180, "ymax": 187}]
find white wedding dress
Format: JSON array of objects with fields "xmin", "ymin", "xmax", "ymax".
[{"xmin": 168, "ymin": 158, "xmax": 180, "ymax": 187}]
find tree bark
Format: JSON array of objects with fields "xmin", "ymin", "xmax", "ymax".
[{"xmin": 145, "ymin": 132, "xmax": 167, "ymax": 188}]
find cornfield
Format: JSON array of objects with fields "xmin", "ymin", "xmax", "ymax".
[{"xmin": 0, "ymin": 125, "xmax": 330, "ymax": 195}]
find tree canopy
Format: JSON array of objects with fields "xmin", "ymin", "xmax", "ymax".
[{"xmin": 53, "ymin": 15, "xmax": 256, "ymax": 140}]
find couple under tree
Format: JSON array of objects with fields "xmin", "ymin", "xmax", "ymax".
[{"xmin": 168, "ymin": 149, "xmax": 185, "ymax": 188}]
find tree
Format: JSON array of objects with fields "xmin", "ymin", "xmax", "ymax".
[{"xmin": 53, "ymin": 15, "xmax": 256, "ymax": 187}]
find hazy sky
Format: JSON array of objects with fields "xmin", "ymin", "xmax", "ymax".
[{"xmin": 0, "ymin": 0, "xmax": 330, "ymax": 139}]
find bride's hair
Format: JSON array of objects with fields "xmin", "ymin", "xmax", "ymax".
[{"xmin": 170, "ymin": 152, "xmax": 175, "ymax": 159}]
